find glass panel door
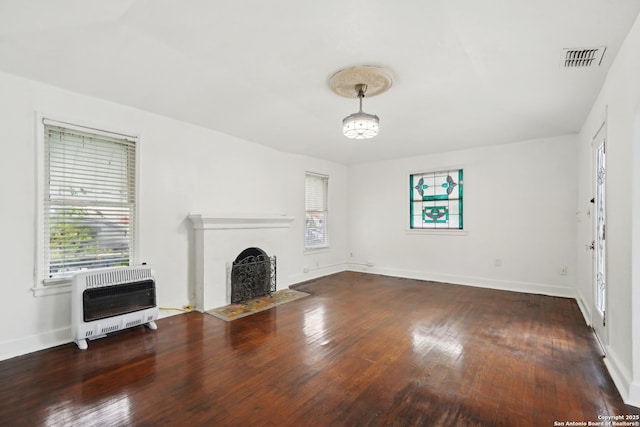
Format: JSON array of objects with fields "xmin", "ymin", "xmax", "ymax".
[{"xmin": 593, "ymin": 136, "xmax": 607, "ymax": 347}]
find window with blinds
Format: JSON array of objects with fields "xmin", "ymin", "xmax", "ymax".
[
  {"xmin": 305, "ymin": 173, "xmax": 328, "ymax": 249},
  {"xmin": 43, "ymin": 121, "xmax": 137, "ymax": 281}
]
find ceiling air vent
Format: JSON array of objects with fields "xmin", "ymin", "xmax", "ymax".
[{"xmin": 562, "ymin": 47, "xmax": 606, "ymax": 68}]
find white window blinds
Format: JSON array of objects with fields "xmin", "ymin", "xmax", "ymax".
[
  {"xmin": 43, "ymin": 121, "xmax": 137, "ymax": 280},
  {"xmin": 305, "ymin": 173, "xmax": 328, "ymax": 249}
]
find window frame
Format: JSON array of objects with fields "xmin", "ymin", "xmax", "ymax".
[
  {"xmin": 34, "ymin": 115, "xmax": 140, "ymax": 296},
  {"xmin": 408, "ymin": 167, "xmax": 465, "ymax": 233},
  {"xmin": 304, "ymin": 172, "xmax": 329, "ymax": 251}
]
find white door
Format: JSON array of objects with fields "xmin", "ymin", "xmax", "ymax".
[{"xmin": 592, "ymin": 129, "xmax": 607, "ymax": 347}]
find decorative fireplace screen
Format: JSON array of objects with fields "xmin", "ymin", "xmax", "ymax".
[{"xmin": 231, "ymin": 248, "xmax": 276, "ymax": 303}]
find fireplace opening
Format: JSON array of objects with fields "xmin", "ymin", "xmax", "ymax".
[{"xmin": 231, "ymin": 247, "xmax": 276, "ymax": 303}]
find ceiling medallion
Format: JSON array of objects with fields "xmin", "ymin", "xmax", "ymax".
[{"xmin": 329, "ymin": 66, "xmax": 393, "ymax": 140}]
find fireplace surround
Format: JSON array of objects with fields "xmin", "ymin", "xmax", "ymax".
[{"xmin": 188, "ymin": 214, "xmax": 294, "ymax": 311}]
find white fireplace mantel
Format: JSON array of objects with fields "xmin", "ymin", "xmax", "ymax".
[
  {"xmin": 188, "ymin": 213, "xmax": 295, "ymax": 230},
  {"xmin": 188, "ymin": 213, "xmax": 295, "ymax": 312}
]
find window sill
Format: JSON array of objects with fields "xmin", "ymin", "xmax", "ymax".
[
  {"xmin": 32, "ymin": 281, "xmax": 72, "ymax": 297},
  {"xmin": 405, "ymin": 229, "xmax": 468, "ymax": 236},
  {"xmin": 304, "ymin": 247, "xmax": 330, "ymax": 255}
]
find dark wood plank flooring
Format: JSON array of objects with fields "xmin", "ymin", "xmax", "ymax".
[{"xmin": 0, "ymin": 272, "xmax": 637, "ymax": 426}]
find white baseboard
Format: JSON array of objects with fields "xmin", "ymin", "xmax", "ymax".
[
  {"xmin": 346, "ymin": 264, "xmax": 577, "ymax": 298},
  {"xmin": 287, "ymin": 263, "xmax": 347, "ymax": 287},
  {"xmin": 0, "ymin": 308, "xmax": 180, "ymax": 362},
  {"xmin": 603, "ymin": 347, "xmax": 633, "ymax": 405},
  {"xmin": 628, "ymin": 380, "xmax": 640, "ymax": 408},
  {"xmin": 0, "ymin": 327, "xmax": 71, "ymax": 362},
  {"xmin": 573, "ymin": 287, "xmax": 640, "ymax": 407},
  {"xmin": 575, "ymin": 291, "xmax": 592, "ymax": 327}
]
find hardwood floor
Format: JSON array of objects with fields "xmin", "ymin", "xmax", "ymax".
[{"xmin": 0, "ymin": 272, "xmax": 636, "ymax": 426}]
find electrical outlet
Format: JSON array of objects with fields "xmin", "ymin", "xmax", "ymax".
[
  {"xmin": 560, "ymin": 266, "xmax": 568, "ymax": 275},
  {"xmin": 494, "ymin": 259, "xmax": 502, "ymax": 267},
  {"xmin": 303, "ymin": 267, "xmax": 309, "ymax": 273}
]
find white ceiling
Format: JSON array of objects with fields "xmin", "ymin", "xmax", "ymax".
[{"xmin": 1, "ymin": 0, "xmax": 639, "ymax": 164}]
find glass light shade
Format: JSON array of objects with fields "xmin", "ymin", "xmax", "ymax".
[{"xmin": 342, "ymin": 112, "xmax": 379, "ymax": 139}]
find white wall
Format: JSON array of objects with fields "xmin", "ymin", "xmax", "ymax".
[
  {"xmin": 3, "ymin": 15, "xmax": 639, "ymax": 409},
  {"xmin": 347, "ymin": 135, "xmax": 578, "ymax": 297},
  {"xmin": 0, "ymin": 71, "xmax": 348, "ymax": 360},
  {"xmin": 577, "ymin": 13, "xmax": 640, "ymax": 406}
]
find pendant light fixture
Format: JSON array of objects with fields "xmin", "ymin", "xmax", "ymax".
[
  {"xmin": 329, "ymin": 65, "xmax": 393, "ymax": 140},
  {"xmin": 342, "ymin": 84, "xmax": 379, "ymax": 139}
]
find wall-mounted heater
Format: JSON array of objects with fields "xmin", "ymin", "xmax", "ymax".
[{"xmin": 72, "ymin": 265, "xmax": 159, "ymax": 350}]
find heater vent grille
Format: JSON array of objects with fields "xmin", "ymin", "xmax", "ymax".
[
  {"xmin": 101, "ymin": 325, "xmax": 119, "ymax": 334},
  {"xmin": 85, "ymin": 266, "xmax": 153, "ymax": 289},
  {"xmin": 126, "ymin": 319, "xmax": 142, "ymax": 328},
  {"xmin": 563, "ymin": 47, "xmax": 606, "ymax": 68}
]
